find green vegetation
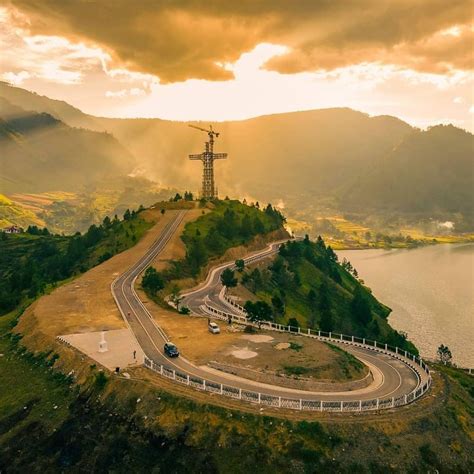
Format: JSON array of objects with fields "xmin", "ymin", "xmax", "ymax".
[
  {"xmin": 164, "ymin": 199, "xmax": 285, "ymax": 280},
  {"xmin": 0, "ymin": 208, "xmax": 152, "ymax": 314},
  {"xmin": 239, "ymin": 235, "xmax": 417, "ymax": 352},
  {"xmin": 220, "ymin": 268, "xmax": 238, "ymax": 288}
]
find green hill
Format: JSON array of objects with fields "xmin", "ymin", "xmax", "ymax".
[{"xmin": 235, "ymin": 236, "xmax": 416, "ymax": 352}]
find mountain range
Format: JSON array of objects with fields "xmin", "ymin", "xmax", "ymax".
[{"xmin": 0, "ymin": 81, "xmax": 472, "ymax": 232}]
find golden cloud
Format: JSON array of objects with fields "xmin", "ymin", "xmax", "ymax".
[{"xmin": 6, "ymin": 0, "xmax": 473, "ymax": 82}]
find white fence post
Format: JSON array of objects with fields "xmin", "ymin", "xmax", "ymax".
[
  {"xmin": 320, "ymin": 401, "xmax": 324, "ymax": 412},
  {"xmin": 203, "ymin": 380, "xmax": 206, "ymax": 390},
  {"xmin": 363, "ymin": 338, "xmax": 365, "ymax": 345},
  {"xmin": 278, "ymin": 396, "xmax": 281, "ymax": 407},
  {"xmin": 359, "ymin": 400, "xmax": 362, "ymax": 411},
  {"xmin": 376, "ymin": 398, "xmax": 379, "ymax": 409},
  {"xmin": 258, "ymin": 393, "xmax": 261, "ymax": 404},
  {"xmin": 391, "ymin": 397, "xmax": 394, "ymax": 408},
  {"xmin": 187, "ymin": 375, "xmax": 190, "ymax": 385},
  {"xmin": 340, "ymin": 401, "xmax": 343, "ymax": 411},
  {"xmin": 239, "ymin": 388, "xmax": 242, "ymax": 399},
  {"xmin": 299, "ymin": 399, "xmax": 302, "ymax": 410}
]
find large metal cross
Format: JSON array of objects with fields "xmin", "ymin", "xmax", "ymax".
[{"xmin": 188, "ymin": 124, "xmax": 227, "ymax": 199}]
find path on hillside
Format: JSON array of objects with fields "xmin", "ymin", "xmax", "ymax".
[{"xmin": 112, "ymin": 211, "xmax": 428, "ymax": 409}]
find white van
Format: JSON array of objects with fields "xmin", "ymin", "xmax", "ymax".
[{"xmin": 208, "ymin": 322, "xmax": 220, "ymax": 334}]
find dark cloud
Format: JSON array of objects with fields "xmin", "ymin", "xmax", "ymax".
[{"xmin": 6, "ymin": 0, "xmax": 473, "ymax": 82}]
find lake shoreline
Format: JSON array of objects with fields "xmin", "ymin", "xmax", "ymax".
[{"xmin": 336, "ymin": 243, "xmax": 474, "ymax": 368}]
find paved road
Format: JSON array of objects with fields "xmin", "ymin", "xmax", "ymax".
[{"xmin": 112, "ymin": 211, "xmax": 426, "ymax": 403}]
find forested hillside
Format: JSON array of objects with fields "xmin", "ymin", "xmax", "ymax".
[
  {"xmin": 0, "ymin": 208, "xmax": 152, "ymax": 313},
  {"xmin": 234, "ymin": 236, "xmax": 416, "ymax": 352},
  {"xmin": 0, "ymin": 97, "xmax": 134, "ymax": 194},
  {"xmin": 341, "ymin": 125, "xmax": 474, "ymax": 216}
]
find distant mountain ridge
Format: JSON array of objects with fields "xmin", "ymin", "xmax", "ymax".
[
  {"xmin": 0, "ymin": 96, "xmax": 135, "ymax": 194},
  {"xmin": 1, "ymin": 82, "xmax": 472, "ymax": 229}
]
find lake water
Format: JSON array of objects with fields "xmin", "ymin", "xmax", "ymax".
[{"xmin": 337, "ymin": 244, "xmax": 474, "ymax": 367}]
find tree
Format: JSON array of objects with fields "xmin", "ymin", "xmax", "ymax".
[
  {"xmin": 161, "ymin": 208, "xmax": 165, "ymax": 215},
  {"xmin": 184, "ymin": 191, "xmax": 194, "ymax": 201},
  {"xmin": 244, "ymin": 300, "xmax": 273, "ymax": 324},
  {"xmin": 221, "ymin": 268, "xmax": 238, "ymax": 288},
  {"xmin": 240, "ymin": 214, "xmax": 254, "ymax": 239},
  {"xmin": 318, "ymin": 281, "xmax": 333, "ymax": 332},
  {"xmin": 253, "ymin": 216, "xmax": 265, "ymax": 234},
  {"xmin": 242, "ymin": 268, "xmax": 262, "ymax": 293},
  {"xmin": 173, "ymin": 193, "xmax": 183, "ymax": 202},
  {"xmin": 287, "ymin": 317, "xmax": 299, "ymax": 329},
  {"xmin": 235, "ymin": 259, "xmax": 245, "ymax": 272},
  {"xmin": 271, "ymin": 294, "xmax": 285, "ymax": 316},
  {"xmin": 351, "ymin": 287, "xmax": 372, "ymax": 325},
  {"xmin": 437, "ymin": 344, "xmax": 452, "ymax": 364},
  {"xmin": 169, "ymin": 284, "xmax": 183, "ymax": 310},
  {"xmin": 142, "ymin": 267, "xmax": 164, "ymax": 295},
  {"xmin": 103, "ymin": 216, "xmax": 112, "ymax": 228},
  {"xmin": 186, "ymin": 238, "xmax": 207, "ymax": 274}
]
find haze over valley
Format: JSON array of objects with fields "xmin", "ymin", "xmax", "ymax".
[{"xmin": 1, "ymin": 81, "xmax": 473, "ymax": 237}]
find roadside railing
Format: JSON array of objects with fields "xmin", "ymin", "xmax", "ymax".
[
  {"xmin": 144, "ymin": 353, "xmax": 431, "ymax": 412},
  {"xmin": 143, "ymin": 299, "xmax": 431, "ymax": 412}
]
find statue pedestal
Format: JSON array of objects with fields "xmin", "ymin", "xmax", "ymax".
[{"xmin": 98, "ymin": 331, "xmax": 108, "ymax": 353}]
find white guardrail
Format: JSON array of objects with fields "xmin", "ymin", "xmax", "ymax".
[{"xmin": 144, "ymin": 300, "xmax": 432, "ymax": 412}]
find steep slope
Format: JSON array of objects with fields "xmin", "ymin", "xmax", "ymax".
[
  {"xmin": 0, "ymin": 81, "xmax": 104, "ymax": 131},
  {"xmin": 0, "ymin": 98, "xmax": 135, "ymax": 194},
  {"xmin": 341, "ymin": 125, "xmax": 474, "ymax": 215}
]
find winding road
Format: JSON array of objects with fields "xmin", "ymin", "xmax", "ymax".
[{"xmin": 112, "ymin": 210, "xmax": 431, "ymax": 411}]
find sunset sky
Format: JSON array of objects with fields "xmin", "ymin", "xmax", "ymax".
[{"xmin": 1, "ymin": 1, "xmax": 473, "ymax": 131}]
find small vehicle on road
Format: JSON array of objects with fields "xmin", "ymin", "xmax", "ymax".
[
  {"xmin": 164, "ymin": 342, "xmax": 179, "ymax": 357},
  {"xmin": 208, "ymin": 322, "xmax": 220, "ymax": 334}
]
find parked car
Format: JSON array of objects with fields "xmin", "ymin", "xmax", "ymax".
[
  {"xmin": 208, "ymin": 322, "xmax": 220, "ymax": 334},
  {"xmin": 164, "ymin": 342, "xmax": 179, "ymax": 357}
]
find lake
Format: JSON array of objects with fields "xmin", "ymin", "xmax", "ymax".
[{"xmin": 337, "ymin": 243, "xmax": 474, "ymax": 368}]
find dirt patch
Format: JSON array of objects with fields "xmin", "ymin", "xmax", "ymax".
[
  {"xmin": 275, "ymin": 342, "xmax": 290, "ymax": 350},
  {"xmin": 241, "ymin": 335, "xmax": 274, "ymax": 343},
  {"xmin": 230, "ymin": 349, "xmax": 258, "ymax": 359}
]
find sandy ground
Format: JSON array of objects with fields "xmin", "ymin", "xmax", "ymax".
[{"xmin": 61, "ymin": 329, "xmax": 144, "ymax": 370}]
